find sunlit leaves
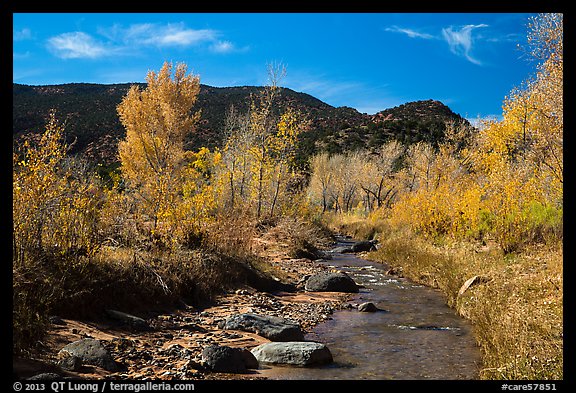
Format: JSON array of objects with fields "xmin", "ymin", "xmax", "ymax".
[
  {"xmin": 116, "ymin": 61, "xmax": 202, "ymax": 246},
  {"xmin": 307, "ymin": 14, "xmax": 563, "ymax": 254},
  {"xmin": 13, "ymin": 111, "xmax": 101, "ymax": 266},
  {"xmin": 214, "ymin": 66, "xmax": 307, "ymax": 219}
]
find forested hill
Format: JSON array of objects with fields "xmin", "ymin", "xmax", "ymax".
[{"xmin": 13, "ymin": 82, "xmax": 470, "ymax": 165}]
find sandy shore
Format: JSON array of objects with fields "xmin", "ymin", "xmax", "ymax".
[{"xmin": 14, "ymin": 253, "xmax": 353, "ymax": 380}]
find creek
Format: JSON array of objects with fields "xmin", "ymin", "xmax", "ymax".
[{"xmin": 259, "ymin": 237, "xmax": 481, "ymax": 380}]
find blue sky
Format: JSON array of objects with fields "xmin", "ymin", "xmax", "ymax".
[{"xmin": 13, "ymin": 13, "xmax": 538, "ymax": 120}]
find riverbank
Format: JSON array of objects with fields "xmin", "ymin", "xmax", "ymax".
[
  {"xmin": 327, "ymin": 215, "xmax": 563, "ymax": 380},
  {"xmin": 13, "ymin": 234, "xmax": 353, "ymax": 380}
]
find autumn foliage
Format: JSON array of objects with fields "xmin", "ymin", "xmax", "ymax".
[
  {"xmin": 307, "ymin": 14, "xmax": 563, "ymax": 253},
  {"xmin": 13, "ymin": 111, "xmax": 102, "ymax": 266},
  {"xmin": 12, "ymin": 14, "xmax": 562, "ymax": 377},
  {"xmin": 310, "ymin": 14, "xmax": 563, "ymax": 380}
]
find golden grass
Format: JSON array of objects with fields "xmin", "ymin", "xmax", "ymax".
[
  {"xmin": 257, "ymin": 216, "xmax": 334, "ymax": 258},
  {"xmin": 12, "ymin": 244, "xmax": 250, "ymax": 354}
]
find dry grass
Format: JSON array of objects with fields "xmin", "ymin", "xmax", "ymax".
[
  {"xmin": 12, "ymin": 243, "xmax": 252, "ymax": 354},
  {"xmin": 331, "ymin": 218, "xmax": 562, "ymax": 380},
  {"xmin": 321, "ymin": 211, "xmax": 388, "ymax": 241},
  {"xmin": 13, "ymin": 211, "xmax": 331, "ymax": 355},
  {"xmin": 257, "ymin": 216, "xmax": 334, "ymax": 259}
]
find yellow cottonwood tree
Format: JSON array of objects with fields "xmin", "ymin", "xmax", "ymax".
[
  {"xmin": 308, "ymin": 152, "xmax": 335, "ymax": 213},
  {"xmin": 247, "ymin": 63, "xmax": 285, "ymax": 218},
  {"xmin": 219, "ymin": 105, "xmax": 253, "ymax": 210},
  {"xmin": 13, "ymin": 111, "xmax": 101, "ymax": 266},
  {"xmin": 117, "ymin": 61, "xmax": 200, "ymax": 245},
  {"xmin": 468, "ymin": 13, "xmax": 563, "ymax": 251},
  {"xmin": 215, "ymin": 64, "xmax": 308, "ymax": 219},
  {"xmin": 268, "ymin": 109, "xmax": 306, "ymax": 216}
]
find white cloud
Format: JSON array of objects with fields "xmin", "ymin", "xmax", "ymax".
[
  {"xmin": 123, "ymin": 23, "xmax": 217, "ymax": 47},
  {"xmin": 288, "ymin": 77, "xmax": 363, "ymax": 101},
  {"xmin": 441, "ymin": 24, "xmax": 488, "ymax": 65},
  {"xmin": 466, "ymin": 114, "xmax": 503, "ymax": 128},
  {"xmin": 384, "ymin": 25, "xmax": 434, "ymax": 40},
  {"xmin": 209, "ymin": 40, "xmax": 249, "ymax": 54},
  {"xmin": 47, "ymin": 32, "xmax": 109, "ymax": 59},
  {"xmin": 14, "ymin": 27, "xmax": 32, "ymax": 41},
  {"xmin": 210, "ymin": 40, "xmax": 234, "ymax": 53},
  {"xmin": 284, "ymin": 71, "xmax": 399, "ymax": 114},
  {"xmin": 46, "ymin": 22, "xmax": 243, "ymax": 60},
  {"xmin": 385, "ymin": 23, "xmax": 497, "ymax": 65},
  {"xmin": 13, "ymin": 51, "xmax": 31, "ymax": 60},
  {"xmin": 486, "ymin": 33, "xmax": 523, "ymax": 43}
]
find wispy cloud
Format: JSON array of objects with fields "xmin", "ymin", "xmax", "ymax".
[
  {"xmin": 209, "ymin": 40, "xmax": 249, "ymax": 54},
  {"xmin": 114, "ymin": 23, "xmax": 218, "ymax": 47},
  {"xmin": 441, "ymin": 24, "xmax": 488, "ymax": 65},
  {"xmin": 47, "ymin": 32, "xmax": 109, "ymax": 59},
  {"xmin": 284, "ymin": 71, "xmax": 399, "ymax": 114},
  {"xmin": 485, "ymin": 33, "xmax": 523, "ymax": 43},
  {"xmin": 14, "ymin": 27, "xmax": 32, "ymax": 41},
  {"xmin": 211, "ymin": 40, "xmax": 234, "ymax": 53},
  {"xmin": 46, "ymin": 22, "xmax": 245, "ymax": 59},
  {"xmin": 384, "ymin": 23, "xmax": 492, "ymax": 65},
  {"xmin": 466, "ymin": 114, "xmax": 503, "ymax": 128},
  {"xmin": 287, "ymin": 76, "xmax": 363, "ymax": 102},
  {"xmin": 13, "ymin": 51, "xmax": 31, "ymax": 60},
  {"xmin": 384, "ymin": 25, "xmax": 434, "ymax": 40}
]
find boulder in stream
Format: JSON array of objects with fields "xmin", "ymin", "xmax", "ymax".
[
  {"xmin": 358, "ymin": 302, "xmax": 383, "ymax": 312},
  {"xmin": 222, "ymin": 313, "xmax": 304, "ymax": 341},
  {"xmin": 251, "ymin": 341, "xmax": 333, "ymax": 367},
  {"xmin": 304, "ymin": 271, "xmax": 359, "ymax": 293},
  {"xmin": 330, "ymin": 246, "xmax": 353, "ymax": 253},
  {"xmin": 201, "ymin": 344, "xmax": 258, "ymax": 373},
  {"xmin": 351, "ymin": 240, "xmax": 378, "ymax": 252}
]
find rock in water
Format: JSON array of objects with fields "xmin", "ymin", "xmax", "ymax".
[
  {"xmin": 222, "ymin": 313, "xmax": 304, "ymax": 341},
  {"xmin": 304, "ymin": 271, "xmax": 359, "ymax": 293},
  {"xmin": 330, "ymin": 246, "xmax": 353, "ymax": 253},
  {"xmin": 351, "ymin": 240, "xmax": 378, "ymax": 252},
  {"xmin": 251, "ymin": 342, "xmax": 333, "ymax": 367},
  {"xmin": 358, "ymin": 302, "xmax": 381, "ymax": 312},
  {"xmin": 201, "ymin": 344, "xmax": 258, "ymax": 373},
  {"xmin": 58, "ymin": 339, "xmax": 118, "ymax": 371}
]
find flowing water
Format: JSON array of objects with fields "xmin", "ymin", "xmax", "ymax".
[{"xmin": 259, "ymin": 237, "xmax": 481, "ymax": 380}]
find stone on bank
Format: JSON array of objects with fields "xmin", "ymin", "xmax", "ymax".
[{"xmin": 250, "ymin": 341, "xmax": 333, "ymax": 367}]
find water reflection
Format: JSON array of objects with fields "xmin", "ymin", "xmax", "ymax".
[{"xmin": 259, "ymin": 242, "xmax": 481, "ymax": 380}]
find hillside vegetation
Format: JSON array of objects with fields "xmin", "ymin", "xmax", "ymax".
[{"xmin": 13, "ymin": 82, "xmax": 469, "ymax": 167}]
